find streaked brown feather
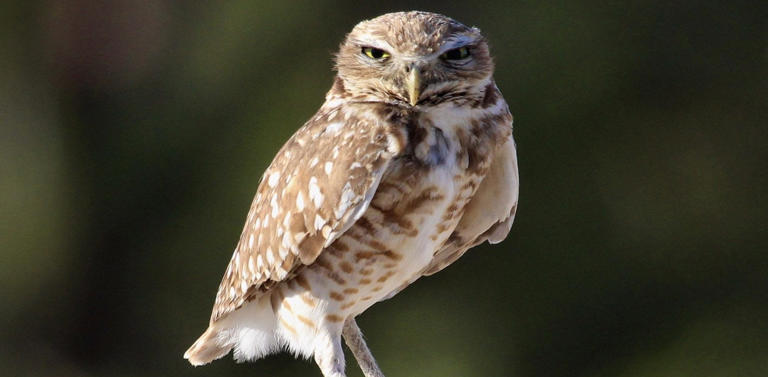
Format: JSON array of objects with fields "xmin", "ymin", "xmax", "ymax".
[{"xmin": 209, "ymin": 103, "xmax": 404, "ymax": 323}]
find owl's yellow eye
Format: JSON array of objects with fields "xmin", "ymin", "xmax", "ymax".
[
  {"xmin": 362, "ymin": 47, "xmax": 390, "ymax": 59},
  {"xmin": 441, "ymin": 46, "xmax": 470, "ymax": 60}
]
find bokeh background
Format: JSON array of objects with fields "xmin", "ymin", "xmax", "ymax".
[{"xmin": 2, "ymin": 1, "xmax": 767, "ymax": 376}]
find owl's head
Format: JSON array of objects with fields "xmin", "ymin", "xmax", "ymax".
[{"xmin": 334, "ymin": 11, "xmax": 494, "ymax": 107}]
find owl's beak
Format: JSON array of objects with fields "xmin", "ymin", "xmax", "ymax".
[{"xmin": 406, "ymin": 66, "xmax": 421, "ymax": 106}]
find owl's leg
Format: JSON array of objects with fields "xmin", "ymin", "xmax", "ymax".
[
  {"xmin": 342, "ymin": 318, "xmax": 385, "ymax": 377},
  {"xmin": 314, "ymin": 334, "xmax": 346, "ymax": 377}
]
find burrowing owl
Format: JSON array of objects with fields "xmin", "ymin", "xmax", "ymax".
[{"xmin": 184, "ymin": 11, "xmax": 518, "ymax": 377}]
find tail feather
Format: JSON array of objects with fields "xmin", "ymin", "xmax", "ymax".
[
  {"xmin": 184, "ymin": 294, "xmax": 279, "ymax": 366},
  {"xmin": 184, "ymin": 325, "xmax": 232, "ymax": 366}
]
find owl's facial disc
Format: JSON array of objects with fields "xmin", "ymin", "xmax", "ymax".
[{"xmin": 335, "ymin": 12, "xmax": 494, "ymax": 107}]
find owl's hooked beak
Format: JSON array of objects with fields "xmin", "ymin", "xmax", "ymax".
[{"xmin": 406, "ymin": 66, "xmax": 421, "ymax": 106}]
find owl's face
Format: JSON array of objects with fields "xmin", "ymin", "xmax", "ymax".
[{"xmin": 335, "ymin": 12, "xmax": 494, "ymax": 107}]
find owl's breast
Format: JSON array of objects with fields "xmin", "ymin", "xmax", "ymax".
[
  {"xmin": 297, "ymin": 104, "xmax": 504, "ymax": 318},
  {"xmin": 306, "ymin": 159, "xmax": 470, "ymax": 314},
  {"xmin": 370, "ymin": 108, "xmax": 497, "ymax": 255}
]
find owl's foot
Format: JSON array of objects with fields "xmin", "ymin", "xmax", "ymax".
[{"xmin": 343, "ymin": 318, "xmax": 385, "ymax": 377}]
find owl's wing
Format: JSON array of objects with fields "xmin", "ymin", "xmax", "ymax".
[
  {"xmin": 208, "ymin": 107, "xmax": 403, "ymax": 323},
  {"xmin": 422, "ymin": 133, "xmax": 519, "ymax": 276}
]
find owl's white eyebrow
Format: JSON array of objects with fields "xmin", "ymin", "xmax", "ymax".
[
  {"xmin": 439, "ymin": 34, "xmax": 477, "ymax": 53},
  {"xmin": 350, "ymin": 36, "xmax": 393, "ymax": 52}
]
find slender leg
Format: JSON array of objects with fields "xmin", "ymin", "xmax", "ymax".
[
  {"xmin": 314, "ymin": 335, "xmax": 347, "ymax": 377},
  {"xmin": 342, "ymin": 318, "xmax": 385, "ymax": 377}
]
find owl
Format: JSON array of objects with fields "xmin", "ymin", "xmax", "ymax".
[{"xmin": 184, "ymin": 11, "xmax": 518, "ymax": 377}]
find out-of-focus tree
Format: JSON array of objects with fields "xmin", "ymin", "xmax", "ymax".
[{"xmin": 1, "ymin": 1, "xmax": 766, "ymax": 376}]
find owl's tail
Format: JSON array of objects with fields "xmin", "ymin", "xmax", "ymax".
[
  {"xmin": 184, "ymin": 294, "xmax": 279, "ymax": 366},
  {"xmin": 184, "ymin": 324, "xmax": 232, "ymax": 366}
]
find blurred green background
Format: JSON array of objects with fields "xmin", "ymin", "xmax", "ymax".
[{"xmin": 2, "ymin": 1, "xmax": 766, "ymax": 376}]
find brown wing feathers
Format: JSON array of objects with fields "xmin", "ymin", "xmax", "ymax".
[{"xmin": 209, "ymin": 106, "xmax": 401, "ymax": 323}]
